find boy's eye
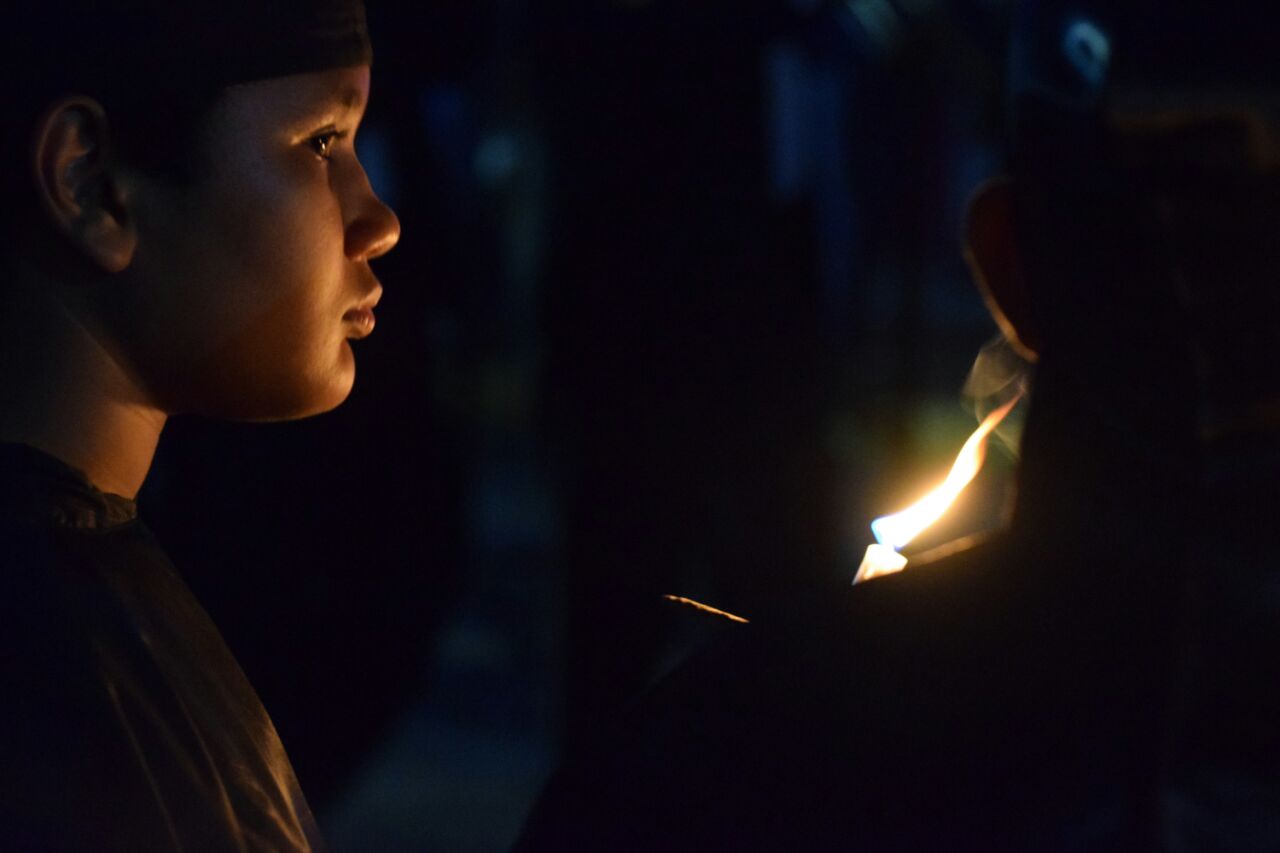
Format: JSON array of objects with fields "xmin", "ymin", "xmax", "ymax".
[{"xmin": 308, "ymin": 131, "xmax": 341, "ymax": 160}]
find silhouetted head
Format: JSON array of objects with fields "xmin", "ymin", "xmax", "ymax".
[{"xmin": 966, "ymin": 1, "xmax": 1280, "ymax": 444}]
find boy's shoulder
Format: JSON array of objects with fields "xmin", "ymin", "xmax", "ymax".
[{"xmin": 0, "ymin": 513, "xmax": 321, "ymax": 851}]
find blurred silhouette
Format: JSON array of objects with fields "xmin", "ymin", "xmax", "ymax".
[{"xmin": 518, "ymin": 1, "xmax": 1280, "ymax": 848}]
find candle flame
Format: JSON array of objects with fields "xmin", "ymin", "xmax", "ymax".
[{"xmin": 870, "ymin": 393, "xmax": 1023, "ymax": 551}]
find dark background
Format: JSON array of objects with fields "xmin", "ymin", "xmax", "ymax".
[{"xmin": 141, "ymin": 1, "xmax": 1017, "ymax": 848}]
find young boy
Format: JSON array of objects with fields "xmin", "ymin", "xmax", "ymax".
[{"xmin": 0, "ymin": 1, "xmax": 398, "ymax": 848}]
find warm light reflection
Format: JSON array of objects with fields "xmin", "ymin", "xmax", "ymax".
[
  {"xmin": 856, "ymin": 543, "xmax": 908, "ymax": 582},
  {"xmin": 871, "ymin": 394, "xmax": 1022, "ymax": 550}
]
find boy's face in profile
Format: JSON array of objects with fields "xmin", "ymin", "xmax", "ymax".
[{"xmin": 113, "ymin": 64, "xmax": 399, "ymax": 421}]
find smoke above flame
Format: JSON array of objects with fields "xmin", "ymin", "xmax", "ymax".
[
  {"xmin": 870, "ymin": 393, "xmax": 1023, "ymax": 551},
  {"xmin": 963, "ymin": 335, "xmax": 1034, "ymax": 456}
]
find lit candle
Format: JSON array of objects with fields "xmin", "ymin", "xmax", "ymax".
[{"xmin": 852, "ymin": 393, "xmax": 1022, "ymax": 586}]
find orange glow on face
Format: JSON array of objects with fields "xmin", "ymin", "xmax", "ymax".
[{"xmin": 871, "ymin": 394, "xmax": 1022, "ymax": 551}]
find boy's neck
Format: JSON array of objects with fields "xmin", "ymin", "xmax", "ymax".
[{"xmin": 0, "ymin": 282, "xmax": 166, "ymax": 500}]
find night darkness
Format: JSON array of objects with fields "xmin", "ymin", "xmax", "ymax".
[{"xmin": 132, "ymin": 1, "xmax": 1017, "ymax": 848}]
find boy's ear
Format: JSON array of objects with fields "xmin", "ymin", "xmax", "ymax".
[
  {"xmin": 964, "ymin": 177, "xmax": 1041, "ymax": 361},
  {"xmin": 30, "ymin": 97, "xmax": 137, "ymax": 274}
]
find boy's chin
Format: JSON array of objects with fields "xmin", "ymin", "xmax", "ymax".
[
  {"xmin": 195, "ymin": 372, "xmax": 356, "ymax": 423},
  {"xmin": 257, "ymin": 380, "xmax": 355, "ymax": 423}
]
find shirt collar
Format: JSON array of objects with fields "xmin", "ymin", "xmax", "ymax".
[{"xmin": 0, "ymin": 443, "xmax": 138, "ymax": 530}]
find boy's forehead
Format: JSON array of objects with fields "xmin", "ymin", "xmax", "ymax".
[
  {"xmin": 228, "ymin": 67, "xmax": 371, "ymax": 127},
  {"xmin": 8, "ymin": 0, "xmax": 371, "ymax": 99}
]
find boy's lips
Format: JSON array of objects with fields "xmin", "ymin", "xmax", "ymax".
[
  {"xmin": 343, "ymin": 306, "xmax": 376, "ymax": 337},
  {"xmin": 343, "ymin": 286, "xmax": 382, "ymax": 338}
]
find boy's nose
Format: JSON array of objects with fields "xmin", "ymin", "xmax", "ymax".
[{"xmin": 346, "ymin": 191, "xmax": 400, "ymax": 262}]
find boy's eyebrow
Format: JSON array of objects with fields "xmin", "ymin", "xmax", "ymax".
[
  {"xmin": 279, "ymin": 79, "xmax": 369, "ymax": 127},
  {"xmin": 337, "ymin": 87, "xmax": 365, "ymax": 111}
]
